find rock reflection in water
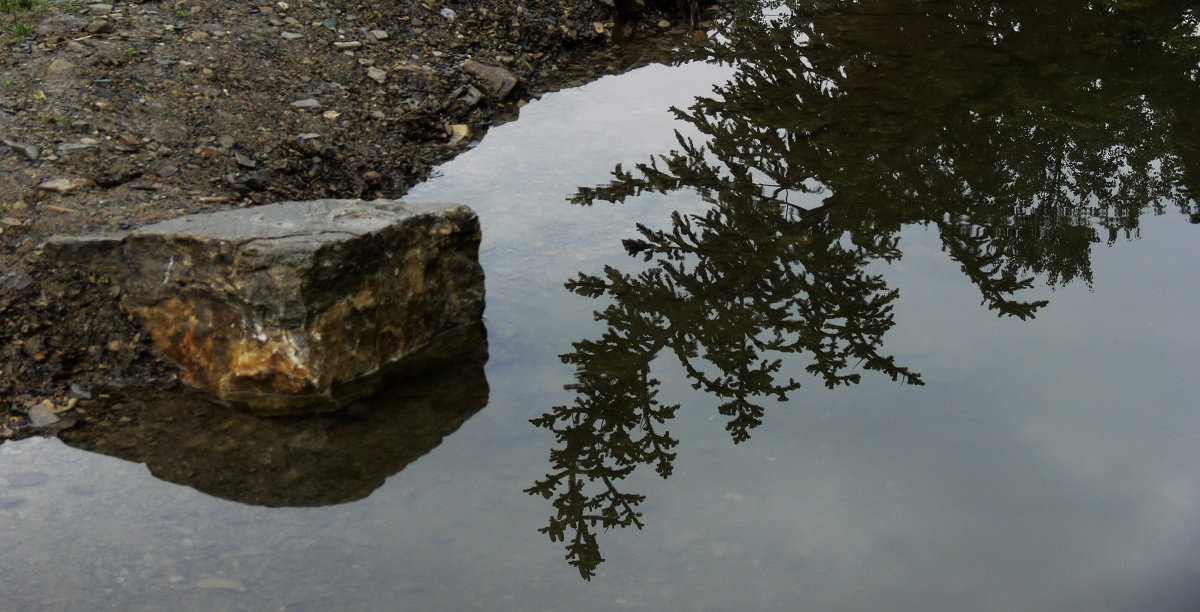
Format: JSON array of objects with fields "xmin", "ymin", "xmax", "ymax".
[
  {"xmin": 530, "ymin": 0, "xmax": 1200, "ymax": 578},
  {"xmin": 58, "ymin": 326, "xmax": 488, "ymax": 507}
]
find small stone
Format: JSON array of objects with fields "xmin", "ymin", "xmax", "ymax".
[
  {"xmin": 297, "ymin": 132, "xmax": 320, "ymax": 140},
  {"xmin": 369, "ymin": 29, "xmax": 388, "ymax": 40},
  {"xmin": 462, "ymin": 59, "xmax": 519, "ymax": 99},
  {"xmin": 58, "ymin": 142, "xmax": 94, "ymax": 154},
  {"xmin": 195, "ymin": 145, "xmax": 227, "ymax": 160},
  {"xmin": 22, "ymin": 335, "xmax": 45, "ymax": 358},
  {"xmin": 658, "ymin": 19, "xmax": 671, "ymax": 28},
  {"xmin": 459, "ymin": 85, "xmax": 483, "ymax": 107},
  {"xmin": 290, "ymin": 98, "xmax": 321, "ymax": 108},
  {"xmin": 368, "ymin": 110, "xmax": 385, "ymax": 120},
  {"xmin": 439, "ymin": 7, "xmax": 457, "ymax": 21},
  {"xmin": 217, "ymin": 134, "xmax": 236, "ymax": 149},
  {"xmin": 27, "ymin": 401, "xmax": 61, "ymax": 428},
  {"xmin": 46, "ymin": 58, "xmax": 78, "ymax": 76},
  {"xmin": 189, "ymin": 30, "xmax": 209, "ymax": 42},
  {"xmin": 280, "ymin": 31, "xmax": 302, "ymax": 39},
  {"xmin": 87, "ymin": 3, "xmax": 114, "ymax": 15},
  {"xmin": 2, "ymin": 139, "xmax": 40, "ymax": 162},
  {"xmin": 321, "ymin": 17, "xmax": 338, "ymax": 28},
  {"xmin": 157, "ymin": 164, "xmax": 179, "ymax": 177},
  {"xmin": 234, "ymin": 152, "xmax": 256, "ymax": 168},
  {"xmin": 333, "ymin": 40, "xmax": 362, "ymax": 49},
  {"xmin": 85, "ymin": 20, "xmax": 111, "ymax": 34},
  {"xmin": 366, "ymin": 67, "xmax": 387, "ymax": 84},
  {"xmin": 117, "ymin": 133, "xmax": 142, "ymax": 148},
  {"xmin": 446, "ymin": 123, "xmax": 471, "ymax": 145},
  {"xmin": 234, "ymin": 170, "xmax": 268, "ymax": 190},
  {"xmin": 37, "ymin": 177, "xmax": 94, "ymax": 193},
  {"xmin": 107, "ymin": 340, "xmax": 122, "ymax": 352}
]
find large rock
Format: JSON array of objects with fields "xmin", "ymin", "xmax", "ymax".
[{"xmin": 110, "ymin": 199, "xmax": 484, "ymax": 415}]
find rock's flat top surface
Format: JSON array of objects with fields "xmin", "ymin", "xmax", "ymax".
[{"xmin": 133, "ymin": 199, "xmax": 461, "ymax": 241}]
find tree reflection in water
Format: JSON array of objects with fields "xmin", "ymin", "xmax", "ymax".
[{"xmin": 527, "ymin": 0, "xmax": 1200, "ymax": 578}]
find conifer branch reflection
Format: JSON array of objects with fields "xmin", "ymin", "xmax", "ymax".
[
  {"xmin": 529, "ymin": 149, "xmax": 923, "ymax": 579},
  {"xmin": 531, "ymin": 0, "xmax": 1200, "ymax": 579}
]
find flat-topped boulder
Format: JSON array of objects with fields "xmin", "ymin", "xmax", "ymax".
[{"xmin": 55, "ymin": 199, "xmax": 485, "ymax": 415}]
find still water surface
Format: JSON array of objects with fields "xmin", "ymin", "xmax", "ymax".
[{"xmin": 2, "ymin": 1, "xmax": 1199, "ymax": 609}]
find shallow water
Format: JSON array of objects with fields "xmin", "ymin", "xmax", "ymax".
[{"xmin": 3, "ymin": 2, "xmax": 1200, "ymax": 610}]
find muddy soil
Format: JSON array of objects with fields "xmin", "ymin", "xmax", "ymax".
[{"xmin": 0, "ymin": 0, "xmax": 699, "ymax": 440}]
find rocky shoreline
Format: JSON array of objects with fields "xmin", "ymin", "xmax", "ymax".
[{"xmin": 0, "ymin": 0, "xmax": 699, "ymax": 440}]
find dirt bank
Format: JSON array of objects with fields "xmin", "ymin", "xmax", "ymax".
[{"xmin": 0, "ymin": 0, "xmax": 700, "ymax": 440}]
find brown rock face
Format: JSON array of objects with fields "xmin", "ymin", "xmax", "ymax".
[{"xmin": 115, "ymin": 199, "xmax": 485, "ymax": 414}]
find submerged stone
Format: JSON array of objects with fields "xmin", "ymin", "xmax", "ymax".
[{"xmin": 82, "ymin": 199, "xmax": 483, "ymax": 415}]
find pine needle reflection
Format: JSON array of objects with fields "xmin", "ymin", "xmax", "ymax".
[
  {"xmin": 530, "ymin": 0, "xmax": 1200, "ymax": 579},
  {"xmin": 527, "ymin": 167, "xmax": 922, "ymax": 578}
]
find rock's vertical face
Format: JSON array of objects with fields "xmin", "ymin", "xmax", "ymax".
[{"xmin": 118, "ymin": 199, "xmax": 484, "ymax": 415}]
